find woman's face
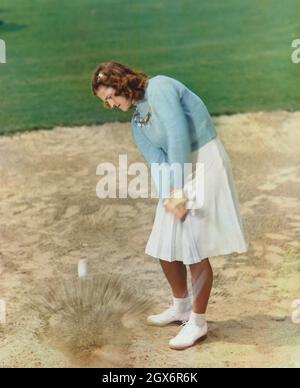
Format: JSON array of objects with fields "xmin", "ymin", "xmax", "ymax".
[{"xmin": 96, "ymin": 86, "xmax": 135, "ymax": 112}]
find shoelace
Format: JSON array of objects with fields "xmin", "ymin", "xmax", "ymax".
[
  {"xmin": 181, "ymin": 320, "xmax": 190, "ymax": 327},
  {"xmin": 181, "ymin": 320, "xmax": 206, "ymax": 331},
  {"xmin": 177, "ymin": 320, "xmax": 197, "ymax": 337}
]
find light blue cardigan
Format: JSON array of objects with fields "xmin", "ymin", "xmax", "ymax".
[{"xmin": 131, "ymin": 75, "xmax": 217, "ymax": 199}]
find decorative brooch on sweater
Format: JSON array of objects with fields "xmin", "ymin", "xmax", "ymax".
[{"xmin": 132, "ymin": 108, "xmax": 152, "ymax": 128}]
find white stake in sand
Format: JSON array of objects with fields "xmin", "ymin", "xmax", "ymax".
[
  {"xmin": 0, "ymin": 299, "xmax": 6, "ymax": 324},
  {"xmin": 78, "ymin": 259, "xmax": 88, "ymax": 279}
]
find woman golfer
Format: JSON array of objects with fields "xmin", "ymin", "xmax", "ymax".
[{"xmin": 92, "ymin": 62, "xmax": 248, "ymax": 350}]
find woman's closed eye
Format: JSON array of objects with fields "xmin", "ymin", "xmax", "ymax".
[{"xmin": 103, "ymin": 95, "xmax": 113, "ymax": 108}]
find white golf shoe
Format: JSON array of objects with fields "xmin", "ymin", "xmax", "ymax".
[
  {"xmin": 146, "ymin": 305, "xmax": 192, "ymax": 327},
  {"xmin": 169, "ymin": 320, "xmax": 208, "ymax": 350}
]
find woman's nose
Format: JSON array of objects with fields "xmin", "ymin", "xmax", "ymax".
[{"xmin": 110, "ymin": 97, "xmax": 118, "ymax": 108}]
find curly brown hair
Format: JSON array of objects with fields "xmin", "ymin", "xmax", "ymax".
[{"xmin": 91, "ymin": 62, "xmax": 150, "ymax": 108}]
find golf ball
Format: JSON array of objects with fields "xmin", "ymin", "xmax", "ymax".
[{"xmin": 78, "ymin": 259, "xmax": 88, "ymax": 278}]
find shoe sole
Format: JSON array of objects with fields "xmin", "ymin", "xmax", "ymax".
[
  {"xmin": 146, "ymin": 310, "xmax": 192, "ymax": 327},
  {"xmin": 169, "ymin": 334, "xmax": 207, "ymax": 350},
  {"xmin": 146, "ymin": 319, "xmax": 187, "ymax": 327}
]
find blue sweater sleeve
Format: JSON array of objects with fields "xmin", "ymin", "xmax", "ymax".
[
  {"xmin": 131, "ymin": 126, "xmax": 173, "ymax": 199},
  {"xmin": 149, "ymin": 80, "xmax": 192, "ymax": 190}
]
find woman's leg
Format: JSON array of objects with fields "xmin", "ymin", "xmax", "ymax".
[
  {"xmin": 159, "ymin": 259, "xmax": 189, "ymax": 298},
  {"xmin": 189, "ymin": 258, "xmax": 213, "ymax": 313},
  {"xmin": 147, "ymin": 259, "xmax": 191, "ymax": 326},
  {"xmin": 168, "ymin": 259, "xmax": 212, "ymax": 349}
]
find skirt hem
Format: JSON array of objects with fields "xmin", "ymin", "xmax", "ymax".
[{"xmin": 145, "ymin": 246, "xmax": 248, "ymax": 265}]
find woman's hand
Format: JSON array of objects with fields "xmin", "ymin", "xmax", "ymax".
[
  {"xmin": 163, "ymin": 189, "xmax": 189, "ymax": 221},
  {"xmin": 174, "ymin": 203, "xmax": 189, "ymax": 221}
]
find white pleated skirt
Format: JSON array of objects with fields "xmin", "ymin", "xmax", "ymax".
[{"xmin": 145, "ymin": 135, "xmax": 248, "ymax": 265}]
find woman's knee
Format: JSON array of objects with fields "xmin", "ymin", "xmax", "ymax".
[
  {"xmin": 189, "ymin": 258, "xmax": 209, "ymax": 270},
  {"xmin": 189, "ymin": 258, "xmax": 212, "ymax": 277}
]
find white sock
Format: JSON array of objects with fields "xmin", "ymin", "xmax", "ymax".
[
  {"xmin": 189, "ymin": 311, "xmax": 206, "ymax": 327},
  {"xmin": 172, "ymin": 296, "xmax": 192, "ymax": 312}
]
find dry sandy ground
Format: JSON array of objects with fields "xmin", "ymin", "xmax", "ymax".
[{"xmin": 0, "ymin": 111, "xmax": 300, "ymax": 368}]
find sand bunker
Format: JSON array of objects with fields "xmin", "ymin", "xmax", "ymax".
[{"xmin": 0, "ymin": 111, "xmax": 300, "ymax": 367}]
